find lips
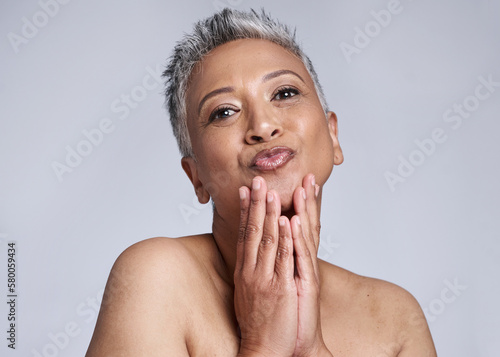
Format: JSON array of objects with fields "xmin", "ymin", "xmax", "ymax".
[{"xmin": 250, "ymin": 146, "xmax": 295, "ymax": 171}]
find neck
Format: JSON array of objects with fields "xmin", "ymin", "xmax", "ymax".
[{"xmin": 211, "ymin": 206, "xmax": 239, "ymax": 288}]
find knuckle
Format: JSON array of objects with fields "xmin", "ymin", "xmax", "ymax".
[
  {"xmin": 260, "ymin": 233, "xmax": 275, "ymax": 247},
  {"xmin": 245, "ymin": 223, "xmax": 260, "ymax": 236},
  {"xmin": 314, "ymin": 222, "xmax": 321, "ymax": 235},
  {"xmin": 268, "ymin": 282, "xmax": 280, "ymax": 295},
  {"xmin": 276, "ymin": 245, "xmax": 290, "ymax": 260},
  {"xmin": 238, "ymin": 226, "xmax": 246, "ymax": 243}
]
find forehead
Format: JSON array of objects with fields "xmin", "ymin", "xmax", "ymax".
[{"xmin": 186, "ymin": 39, "xmax": 312, "ymax": 102}]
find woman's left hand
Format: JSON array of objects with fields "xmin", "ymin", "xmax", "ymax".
[{"xmin": 288, "ymin": 174, "xmax": 333, "ymax": 357}]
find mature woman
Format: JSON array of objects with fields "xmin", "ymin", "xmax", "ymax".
[{"xmin": 86, "ymin": 9, "xmax": 436, "ymax": 356}]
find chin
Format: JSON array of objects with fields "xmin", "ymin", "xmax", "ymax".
[
  {"xmin": 265, "ymin": 175, "xmax": 300, "ymax": 214},
  {"xmin": 276, "ymin": 187, "xmax": 296, "ymax": 217}
]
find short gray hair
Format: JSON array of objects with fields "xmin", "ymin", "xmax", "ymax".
[{"xmin": 162, "ymin": 8, "xmax": 329, "ymax": 158}]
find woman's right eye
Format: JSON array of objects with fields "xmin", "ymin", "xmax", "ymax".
[{"xmin": 209, "ymin": 106, "xmax": 238, "ymax": 122}]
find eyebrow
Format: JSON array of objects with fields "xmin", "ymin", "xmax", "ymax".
[
  {"xmin": 262, "ymin": 69, "xmax": 305, "ymax": 84},
  {"xmin": 197, "ymin": 69, "xmax": 305, "ymax": 115},
  {"xmin": 198, "ymin": 86, "xmax": 235, "ymax": 116}
]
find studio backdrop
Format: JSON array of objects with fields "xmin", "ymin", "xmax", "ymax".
[{"xmin": 1, "ymin": 0, "xmax": 499, "ymax": 356}]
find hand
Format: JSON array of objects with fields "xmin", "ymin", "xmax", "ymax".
[
  {"xmin": 291, "ymin": 174, "xmax": 331, "ymax": 357},
  {"xmin": 235, "ymin": 176, "xmax": 298, "ymax": 356}
]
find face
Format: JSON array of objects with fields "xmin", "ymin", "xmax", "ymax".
[{"xmin": 182, "ymin": 39, "xmax": 343, "ymax": 217}]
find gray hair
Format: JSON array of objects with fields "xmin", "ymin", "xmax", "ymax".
[{"xmin": 162, "ymin": 8, "xmax": 329, "ymax": 158}]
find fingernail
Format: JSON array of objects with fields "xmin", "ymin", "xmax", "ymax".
[
  {"xmin": 239, "ymin": 187, "xmax": 246, "ymax": 200},
  {"xmin": 315, "ymin": 184, "xmax": 320, "ymax": 198},
  {"xmin": 252, "ymin": 177, "xmax": 261, "ymax": 190},
  {"xmin": 311, "ymin": 175, "xmax": 316, "ymax": 187},
  {"xmin": 279, "ymin": 217, "xmax": 286, "ymax": 227},
  {"xmin": 302, "ymin": 188, "xmax": 307, "ymax": 200},
  {"xmin": 296, "ymin": 216, "xmax": 301, "ymax": 225},
  {"xmin": 267, "ymin": 192, "xmax": 273, "ymax": 203}
]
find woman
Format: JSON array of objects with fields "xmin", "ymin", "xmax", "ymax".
[{"xmin": 86, "ymin": 8, "xmax": 436, "ymax": 356}]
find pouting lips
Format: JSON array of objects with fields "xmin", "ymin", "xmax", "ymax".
[{"xmin": 250, "ymin": 146, "xmax": 295, "ymax": 171}]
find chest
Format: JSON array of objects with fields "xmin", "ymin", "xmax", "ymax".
[
  {"xmin": 185, "ymin": 279, "xmax": 240, "ymax": 356},
  {"xmin": 183, "ymin": 271, "xmax": 400, "ymax": 357},
  {"xmin": 185, "ymin": 301, "xmax": 400, "ymax": 357}
]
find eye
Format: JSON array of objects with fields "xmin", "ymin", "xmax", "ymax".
[
  {"xmin": 209, "ymin": 106, "xmax": 238, "ymax": 122},
  {"xmin": 273, "ymin": 86, "xmax": 300, "ymax": 101}
]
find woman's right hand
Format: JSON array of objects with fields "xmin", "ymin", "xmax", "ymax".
[{"xmin": 235, "ymin": 176, "xmax": 298, "ymax": 356}]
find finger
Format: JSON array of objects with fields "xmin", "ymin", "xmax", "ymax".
[
  {"xmin": 302, "ymin": 174, "xmax": 321, "ymax": 253},
  {"xmin": 274, "ymin": 216, "xmax": 294, "ymax": 282},
  {"xmin": 293, "ymin": 186, "xmax": 314, "ymax": 253},
  {"xmin": 290, "ymin": 215, "xmax": 315, "ymax": 282},
  {"xmin": 296, "ymin": 177, "xmax": 320, "ymax": 277},
  {"xmin": 242, "ymin": 176, "xmax": 268, "ymax": 270},
  {"xmin": 236, "ymin": 185, "xmax": 251, "ymax": 273},
  {"xmin": 256, "ymin": 190, "xmax": 281, "ymax": 276}
]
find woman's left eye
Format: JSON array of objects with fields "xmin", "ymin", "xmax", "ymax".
[{"xmin": 273, "ymin": 87, "xmax": 300, "ymax": 101}]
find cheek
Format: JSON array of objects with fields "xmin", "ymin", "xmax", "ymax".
[
  {"xmin": 199, "ymin": 134, "xmax": 237, "ymax": 170},
  {"xmin": 295, "ymin": 111, "xmax": 329, "ymax": 144},
  {"xmin": 299, "ymin": 114, "xmax": 336, "ymax": 181},
  {"xmin": 196, "ymin": 135, "xmax": 241, "ymax": 193}
]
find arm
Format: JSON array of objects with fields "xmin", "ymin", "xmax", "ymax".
[
  {"xmin": 86, "ymin": 238, "xmax": 191, "ymax": 357},
  {"xmin": 397, "ymin": 292, "xmax": 437, "ymax": 357}
]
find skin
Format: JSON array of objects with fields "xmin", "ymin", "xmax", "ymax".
[{"xmin": 86, "ymin": 39, "xmax": 437, "ymax": 356}]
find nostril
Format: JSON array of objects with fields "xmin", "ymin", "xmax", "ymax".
[
  {"xmin": 251, "ymin": 135, "xmax": 263, "ymax": 142},
  {"xmin": 271, "ymin": 129, "xmax": 279, "ymax": 137}
]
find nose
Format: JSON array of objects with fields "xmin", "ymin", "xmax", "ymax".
[{"xmin": 244, "ymin": 106, "xmax": 283, "ymax": 144}]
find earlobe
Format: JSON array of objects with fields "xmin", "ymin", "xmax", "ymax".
[
  {"xmin": 181, "ymin": 157, "xmax": 211, "ymax": 204},
  {"xmin": 327, "ymin": 111, "xmax": 344, "ymax": 165}
]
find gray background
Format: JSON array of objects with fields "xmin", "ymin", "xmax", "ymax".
[{"xmin": 1, "ymin": 0, "xmax": 499, "ymax": 356}]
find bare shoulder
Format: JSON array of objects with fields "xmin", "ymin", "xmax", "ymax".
[
  {"xmin": 319, "ymin": 260, "xmax": 437, "ymax": 356},
  {"xmin": 86, "ymin": 235, "xmax": 215, "ymax": 357}
]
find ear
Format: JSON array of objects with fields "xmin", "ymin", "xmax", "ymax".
[
  {"xmin": 327, "ymin": 111, "xmax": 344, "ymax": 165},
  {"xmin": 181, "ymin": 157, "xmax": 211, "ymax": 204}
]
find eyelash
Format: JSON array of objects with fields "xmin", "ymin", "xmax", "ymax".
[
  {"xmin": 207, "ymin": 86, "xmax": 300, "ymax": 123},
  {"xmin": 208, "ymin": 105, "xmax": 238, "ymax": 123},
  {"xmin": 273, "ymin": 86, "xmax": 300, "ymax": 100}
]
